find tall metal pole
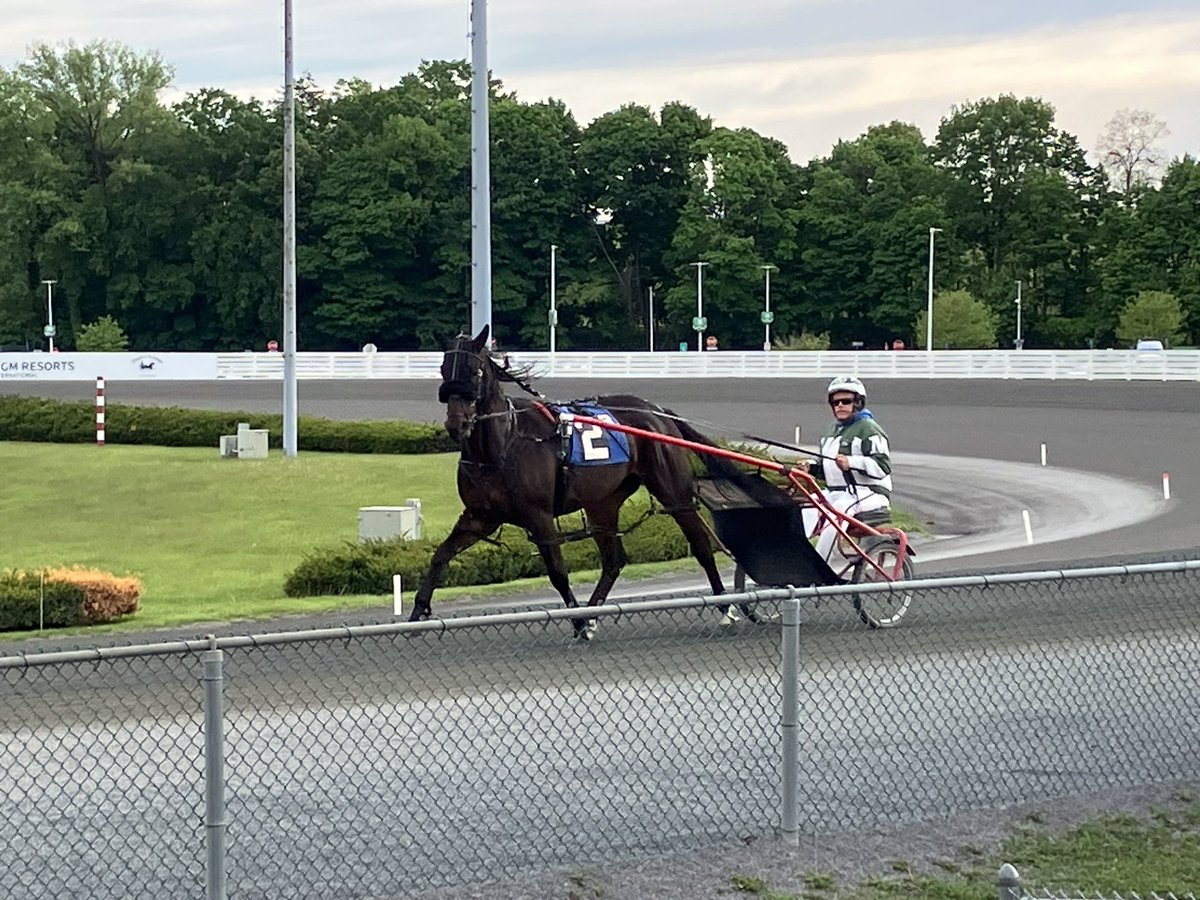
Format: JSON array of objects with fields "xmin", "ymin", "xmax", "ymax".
[
  {"xmin": 648, "ymin": 285, "xmax": 655, "ymax": 352},
  {"xmin": 281, "ymin": 0, "xmax": 298, "ymax": 457},
  {"xmin": 549, "ymin": 244, "xmax": 557, "ymax": 353},
  {"xmin": 1015, "ymin": 280, "xmax": 1022, "ymax": 348},
  {"xmin": 470, "ymin": 0, "xmax": 493, "ymax": 341},
  {"xmin": 760, "ymin": 264, "xmax": 776, "ymax": 351},
  {"xmin": 41, "ymin": 279, "xmax": 57, "ymax": 352},
  {"xmin": 691, "ymin": 261, "xmax": 708, "ymax": 351},
  {"xmin": 925, "ymin": 227, "xmax": 942, "ymax": 352}
]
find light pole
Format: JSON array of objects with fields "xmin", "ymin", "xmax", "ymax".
[
  {"xmin": 647, "ymin": 285, "xmax": 655, "ymax": 352},
  {"xmin": 1014, "ymin": 280, "xmax": 1023, "ymax": 349},
  {"xmin": 925, "ymin": 227, "xmax": 942, "ymax": 351},
  {"xmin": 760, "ymin": 264, "xmax": 776, "ymax": 351},
  {"xmin": 41, "ymin": 279, "xmax": 57, "ymax": 352},
  {"xmin": 690, "ymin": 261, "xmax": 709, "ymax": 351},
  {"xmin": 549, "ymin": 244, "xmax": 557, "ymax": 353}
]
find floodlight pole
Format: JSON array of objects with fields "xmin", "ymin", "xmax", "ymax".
[
  {"xmin": 41, "ymin": 279, "xmax": 57, "ymax": 352},
  {"xmin": 760, "ymin": 264, "xmax": 776, "ymax": 351},
  {"xmin": 691, "ymin": 261, "xmax": 709, "ymax": 352},
  {"xmin": 549, "ymin": 244, "xmax": 557, "ymax": 353},
  {"xmin": 470, "ymin": 0, "xmax": 493, "ymax": 342},
  {"xmin": 281, "ymin": 0, "xmax": 298, "ymax": 457},
  {"xmin": 925, "ymin": 227, "xmax": 942, "ymax": 352},
  {"xmin": 1015, "ymin": 280, "xmax": 1023, "ymax": 348}
]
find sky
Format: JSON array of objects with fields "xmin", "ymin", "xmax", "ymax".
[{"xmin": 6, "ymin": 1, "xmax": 1200, "ymax": 168}]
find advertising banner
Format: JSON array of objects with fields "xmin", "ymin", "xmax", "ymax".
[{"xmin": 0, "ymin": 353, "xmax": 220, "ymax": 382}]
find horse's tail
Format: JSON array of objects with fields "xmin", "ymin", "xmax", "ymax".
[
  {"xmin": 668, "ymin": 409, "xmax": 795, "ymax": 509},
  {"xmin": 666, "ymin": 412, "xmax": 743, "ymax": 480}
]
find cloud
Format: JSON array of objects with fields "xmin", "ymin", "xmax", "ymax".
[
  {"xmin": 498, "ymin": 12, "xmax": 1200, "ymax": 162},
  {"xmin": 5, "ymin": 4, "xmax": 1197, "ymax": 167}
]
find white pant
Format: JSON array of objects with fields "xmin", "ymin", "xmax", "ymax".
[{"xmin": 802, "ymin": 489, "xmax": 891, "ymax": 562}]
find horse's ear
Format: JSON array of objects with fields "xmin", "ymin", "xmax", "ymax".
[{"xmin": 471, "ymin": 324, "xmax": 490, "ymax": 352}]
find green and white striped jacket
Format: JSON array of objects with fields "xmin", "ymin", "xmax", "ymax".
[{"xmin": 814, "ymin": 411, "xmax": 893, "ymax": 499}]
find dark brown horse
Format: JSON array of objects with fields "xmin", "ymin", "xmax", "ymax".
[{"xmin": 410, "ymin": 326, "xmax": 735, "ymax": 637}]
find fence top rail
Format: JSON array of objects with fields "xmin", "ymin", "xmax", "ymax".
[{"xmin": 2, "ymin": 559, "xmax": 1197, "ymax": 669}]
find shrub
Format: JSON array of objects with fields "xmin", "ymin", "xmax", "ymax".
[
  {"xmin": 0, "ymin": 396, "xmax": 456, "ymax": 453},
  {"xmin": 773, "ymin": 331, "xmax": 831, "ymax": 351},
  {"xmin": 284, "ymin": 501, "xmax": 696, "ymax": 597},
  {"xmin": 0, "ymin": 571, "xmax": 87, "ymax": 630},
  {"xmin": 0, "ymin": 567, "xmax": 141, "ymax": 631},
  {"xmin": 44, "ymin": 566, "xmax": 142, "ymax": 623},
  {"xmin": 75, "ymin": 316, "xmax": 130, "ymax": 352}
]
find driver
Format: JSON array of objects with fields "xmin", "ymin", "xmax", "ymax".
[{"xmin": 806, "ymin": 376, "xmax": 893, "ymax": 560}]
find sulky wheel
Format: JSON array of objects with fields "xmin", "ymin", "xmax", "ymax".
[{"xmin": 850, "ymin": 535, "xmax": 914, "ymax": 629}]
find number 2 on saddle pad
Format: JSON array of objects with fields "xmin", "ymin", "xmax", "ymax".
[{"xmin": 568, "ymin": 407, "xmax": 631, "ymax": 466}]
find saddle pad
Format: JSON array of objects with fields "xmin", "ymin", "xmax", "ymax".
[{"xmin": 566, "ymin": 404, "xmax": 631, "ymax": 466}]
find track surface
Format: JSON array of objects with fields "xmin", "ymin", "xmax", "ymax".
[{"xmin": 2, "ymin": 377, "xmax": 1198, "ymax": 898}]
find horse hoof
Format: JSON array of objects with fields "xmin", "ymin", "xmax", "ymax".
[
  {"xmin": 575, "ymin": 619, "xmax": 598, "ymax": 641},
  {"xmin": 720, "ymin": 607, "xmax": 741, "ymax": 626}
]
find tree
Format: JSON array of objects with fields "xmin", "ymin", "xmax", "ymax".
[
  {"xmin": 75, "ymin": 314, "xmax": 129, "ymax": 351},
  {"xmin": 578, "ymin": 102, "xmax": 712, "ymax": 338},
  {"xmin": 914, "ymin": 289, "xmax": 998, "ymax": 349},
  {"xmin": 1096, "ymin": 108, "xmax": 1170, "ymax": 199},
  {"xmin": 14, "ymin": 41, "xmax": 180, "ymax": 343},
  {"xmin": 1115, "ymin": 290, "xmax": 1187, "ymax": 348},
  {"xmin": 664, "ymin": 127, "xmax": 802, "ymax": 348}
]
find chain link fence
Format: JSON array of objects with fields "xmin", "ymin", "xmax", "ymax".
[{"xmin": 2, "ymin": 561, "xmax": 1198, "ymax": 899}]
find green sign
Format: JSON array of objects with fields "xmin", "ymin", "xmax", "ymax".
[
  {"xmin": 43, "ymin": 325, "xmax": 56, "ymax": 337},
  {"xmin": 760, "ymin": 311, "xmax": 775, "ymax": 325},
  {"xmin": 691, "ymin": 316, "xmax": 707, "ymax": 331}
]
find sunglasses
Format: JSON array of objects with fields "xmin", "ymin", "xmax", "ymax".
[{"xmin": 829, "ymin": 396, "xmax": 856, "ymax": 408}]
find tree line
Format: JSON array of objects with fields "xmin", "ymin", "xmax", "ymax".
[{"xmin": 1, "ymin": 40, "xmax": 1196, "ymax": 353}]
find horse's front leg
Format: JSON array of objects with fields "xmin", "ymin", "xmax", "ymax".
[
  {"xmin": 410, "ymin": 512, "xmax": 498, "ymax": 621},
  {"xmin": 526, "ymin": 516, "xmax": 591, "ymax": 638},
  {"xmin": 576, "ymin": 505, "xmax": 628, "ymax": 641}
]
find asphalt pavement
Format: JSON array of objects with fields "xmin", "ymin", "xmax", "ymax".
[{"xmin": 5, "ymin": 375, "xmax": 1196, "ymax": 574}]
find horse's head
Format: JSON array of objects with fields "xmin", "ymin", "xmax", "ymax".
[{"xmin": 438, "ymin": 325, "xmax": 490, "ymax": 441}]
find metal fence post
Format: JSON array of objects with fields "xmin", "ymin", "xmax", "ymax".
[
  {"xmin": 202, "ymin": 643, "xmax": 228, "ymax": 900},
  {"xmin": 780, "ymin": 596, "xmax": 800, "ymax": 846},
  {"xmin": 997, "ymin": 862, "xmax": 1021, "ymax": 900}
]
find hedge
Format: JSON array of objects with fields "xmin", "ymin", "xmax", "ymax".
[
  {"xmin": 0, "ymin": 395, "xmax": 456, "ymax": 454},
  {"xmin": 0, "ymin": 567, "xmax": 142, "ymax": 631},
  {"xmin": 284, "ymin": 502, "xmax": 699, "ymax": 597}
]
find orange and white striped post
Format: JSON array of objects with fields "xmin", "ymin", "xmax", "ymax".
[{"xmin": 96, "ymin": 376, "xmax": 105, "ymax": 446}]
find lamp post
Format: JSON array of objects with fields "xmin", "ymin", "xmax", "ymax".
[
  {"xmin": 760, "ymin": 264, "xmax": 776, "ymax": 351},
  {"xmin": 1014, "ymin": 280, "xmax": 1023, "ymax": 349},
  {"xmin": 647, "ymin": 285, "xmax": 655, "ymax": 352},
  {"xmin": 690, "ymin": 261, "xmax": 709, "ymax": 352},
  {"xmin": 41, "ymin": 279, "xmax": 57, "ymax": 352},
  {"xmin": 925, "ymin": 227, "xmax": 942, "ymax": 351},
  {"xmin": 549, "ymin": 244, "xmax": 557, "ymax": 353}
]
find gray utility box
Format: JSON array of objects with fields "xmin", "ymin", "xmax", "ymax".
[
  {"xmin": 219, "ymin": 423, "xmax": 269, "ymax": 459},
  {"xmin": 358, "ymin": 499, "xmax": 423, "ymax": 543}
]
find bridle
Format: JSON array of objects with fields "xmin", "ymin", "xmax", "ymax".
[{"xmin": 437, "ymin": 343, "xmax": 485, "ymax": 404}]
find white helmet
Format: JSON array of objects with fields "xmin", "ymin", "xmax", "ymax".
[{"xmin": 827, "ymin": 376, "xmax": 866, "ymax": 400}]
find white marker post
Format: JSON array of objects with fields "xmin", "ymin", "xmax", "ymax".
[
  {"xmin": 1162, "ymin": 473, "xmax": 1171, "ymax": 501},
  {"xmin": 1022, "ymin": 509, "xmax": 1034, "ymax": 544},
  {"xmin": 392, "ymin": 574, "xmax": 403, "ymax": 617},
  {"xmin": 794, "ymin": 425, "xmax": 801, "ymax": 445},
  {"xmin": 1040, "ymin": 443, "xmax": 1047, "ymax": 466}
]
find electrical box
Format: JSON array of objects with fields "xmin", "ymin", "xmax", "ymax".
[{"xmin": 358, "ymin": 501, "xmax": 423, "ymax": 543}]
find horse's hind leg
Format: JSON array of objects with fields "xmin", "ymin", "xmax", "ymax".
[
  {"xmin": 668, "ymin": 507, "xmax": 759, "ymax": 624},
  {"xmin": 410, "ymin": 511, "xmax": 498, "ymax": 621},
  {"xmin": 578, "ymin": 502, "xmax": 629, "ymax": 640}
]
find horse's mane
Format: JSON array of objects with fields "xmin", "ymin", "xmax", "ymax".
[{"xmin": 486, "ymin": 353, "xmax": 544, "ymax": 400}]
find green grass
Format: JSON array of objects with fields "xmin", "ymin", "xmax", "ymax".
[
  {"xmin": 1, "ymin": 442, "xmax": 466, "ymax": 632},
  {"xmin": 1, "ymin": 441, "xmax": 926, "ymax": 638},
  {"xmin": 727, "ymin": 793, "xmax": 1200, "ymax": 898}
]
